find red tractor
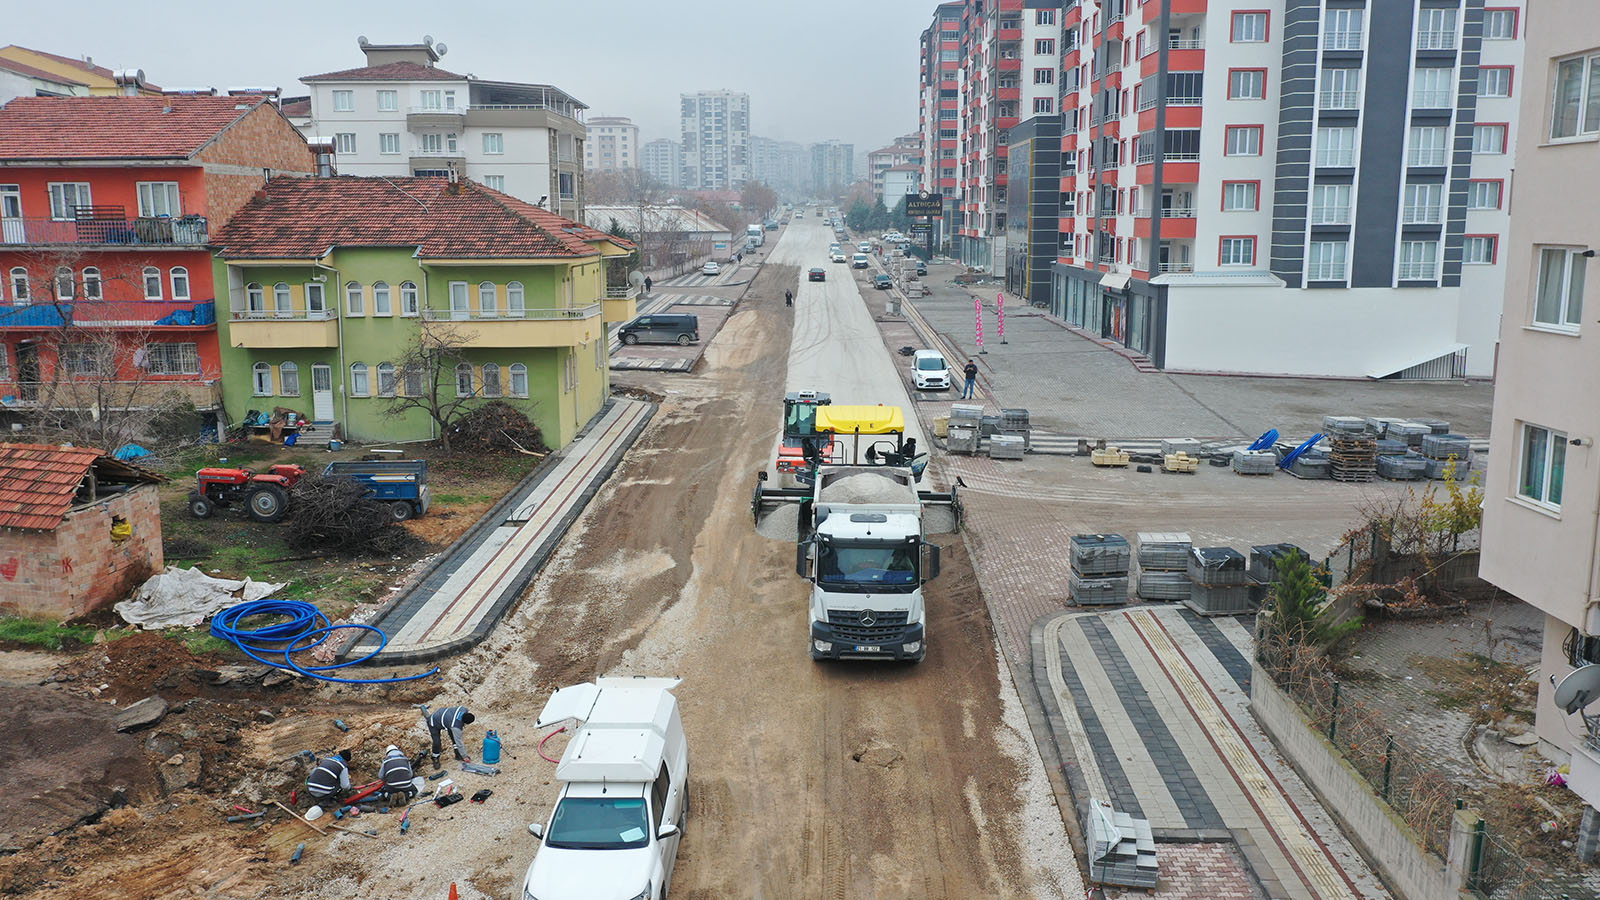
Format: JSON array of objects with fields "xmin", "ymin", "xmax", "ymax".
[{"xmin": 188, "ymin": 464, "xmax": 307, "ymax": 523}]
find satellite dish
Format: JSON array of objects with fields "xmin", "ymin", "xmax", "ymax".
[
  {"xmin": 357, "ymin": 35, "xmax": 370, "ymax": 47},
  {"xmin": 628, "ymin": 270, "xmax": 645, "ymax": 288},
  {"xmin": 1553, "ymin": 664, "xmax": 1600, "ymax": 714},
  {"xmin": 435, "ymin": 43, "xmax": 448, "ymax": 57},
  {"xmin": 423, "ymin": 35, "xmax": 435, "ymax": 46}
]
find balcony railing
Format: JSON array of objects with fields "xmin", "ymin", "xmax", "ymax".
[
  {"xmin": 1, "ymin": 298, "xmax": 216, "ymax": 328},
  {"xmin": 1319, "ymin": 91, "xmax": 1361, "ymax": 109},
  {"xmin": 1416, "ymin": 31, "xmax": 1457, "ymax": 51},
  {"xmin": 1402, "ymin": 205, "xmax": 1443, "ymax": 224},
  {"xmin": 1398, "ymin": 262, "xmax": 1438, "ymax": 279},
  {"xmin": 605, "ymin": 284, "xmax": 640, "ymax": 299},
  {"xmin": 1307, "ymin": 264, "xmax": 1347, "ymax": 280},
  {"xmin": 1168, "ymin": 95, "xmax": 1202, "ymax": 106},
  {"xmin": 1310, "ymin": 206, "xmax": 1351, "ymax": 225},
  {"xmin": 1158, "ymin": 261, "xmax": 1194, "ymax": 273},
  {"xmin": 407, "ymin": 105, "xmax": 463, "ymax": 115},
  {"xmin": 419, "ymin": 303, "xmax": 601, "ymax": 322},
  {"xmin": 1324, "ymin": 32, "xmax": 1363, "ymax": 51},
  {"xmin": 232, "ymin": 307, "xmax": 336, "ymax": 321},
  {"xmin": 1316, "ymin": 151, "xmax": 1356, "ymax": 167},
  {"xmin": 1407, "ymin": 150, "xmax": 1447, "ymax": 166},
  {"xmin": 1138, "ymin": 96, "xmax": 1158, "ymax": 112},
  {"xmin": 0, "ymin": 215, "xmax": 208, "ymax": 247},
  {"xmin": 412, "ymin": 147, "xmax": 465, "ymax": 158},
  {"xmin": 1168, "ymin": 39, "xmax": 1205, "ymax": 50},
  {"xmin": 1162, "ymin": 152, "xmax": 1200, "ymax": 162},
  {"xmin": 1413, "ymin": 91, "xmax": 1453, "ymax": 109},
  {"xmin": 1161, "ymin": 206, "xmax": 1196, "ymax": 218}
]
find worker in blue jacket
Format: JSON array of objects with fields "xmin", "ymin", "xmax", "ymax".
[{"xmin": 426, "ymin": 706, "xmax": 476, "ymax": 769}]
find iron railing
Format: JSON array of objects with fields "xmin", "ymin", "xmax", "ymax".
[
  {"xmin": 1320, "ymin": 90, "xmax": 1361, "ymax": 109},
  {"xmin": 419, "ymin": 303, "xmax": 601, "ymax": 322},
  {"xmin": 0, "ymin": 215, "xmax": 208, "ymax": 246},
  {"xmin": 231, "ymin": 307, "xmax": 336, "ymax": 321}
]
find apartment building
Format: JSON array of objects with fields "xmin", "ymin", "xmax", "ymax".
[
  {"xmin": 810, "ymin": 140, "xmax": 856, "ymax": 196},
  {"xmin": 0, "ymin": 45, "xmax": 164, "ymax": 104},
  {"xmin": 680, "ymin": 90, "xmax": 751, "ymax": 190},
  {"xmin": 750, "ymin": 136, "xmax": 811, "ymax": 197},
  {"xmin": 585, "ymin": 116, "xmax": 639, "ymax": 172},
  {"xmin": 1480, "ymin": 1, "xmax": 1600, "ymax": 777},
  {"xmin": 919, "ymin": 4, "xmax": 966, "ymax": 252},
  {"xmin": 298, "ymin": 37, "xmax": 587, "ymax": 219},
  {"xmin": 640, "ymin": 138, "xmax": 684, "ymax": 189},
  {"xmin": 867, "ymin": 134, "xmax": 924, "ymax": 198},
  {"xmin": 0, "ymin": 96, "xmax": 315, "ymax": 430}
]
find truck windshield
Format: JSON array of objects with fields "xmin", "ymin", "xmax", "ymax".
[
  {"xmin": 544, "ymin": 797, "xmax": 650, "ymax": 850},
  {"xmin": 817, "ymin": 543, "xmax": 918, "ymax": 588}
]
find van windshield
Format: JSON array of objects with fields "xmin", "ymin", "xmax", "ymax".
[
  {"xmin": 545, "ymin": 797, "xmax": 650, "ymax": 850},
  {"xmin": 916, "ymin": 358, "xmax": 945, "ymax": 371}
]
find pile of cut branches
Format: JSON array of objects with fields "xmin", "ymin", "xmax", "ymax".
[
  {"xmin": 450, "ymin": 401, "xmax": 548, "ymax": 455},
  {"xmin": 285, "ymin": 472, "xmax": 412, "ymax": 555}
]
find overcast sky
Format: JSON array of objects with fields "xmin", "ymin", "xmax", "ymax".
[{"xmin": 10, "ymin": 0, "xmax": 931, "ymax": 155}]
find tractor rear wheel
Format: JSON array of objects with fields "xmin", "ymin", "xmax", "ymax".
[
  {"xmin": 246, "ymin": 484, "xmax": 289, "ymax": 523},
  {"xmin": 188, "ymin": 491, "xmax": 216, "ymax": 519}
]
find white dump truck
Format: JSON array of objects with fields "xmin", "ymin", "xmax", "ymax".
[{"xmin": 523, "ymin": 677, "xmax": 688, "ymax": 900}]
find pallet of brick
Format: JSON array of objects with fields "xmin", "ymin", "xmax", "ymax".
[
  {"xmin": 1248, "ymin": 543, "xmax": 1310, "ymax": 585},
  {"xmin": 1137, "ymin": 532, "xmax": 1192, "ymax": 571},
  {"xmin": 989, "ymin": 434, "xmax": 1025, "ymax": 460},
  {"xmin": 1365, "ymin": 416, "xmax": 1406, "ymax": 437},
  {"xmin": 949, "ymin": 403, "xmax": 984, "ymax": 426},
  {"xmin": 1137, "ymin": 571, "xmax": 1191, "ymax": 602},
  {"xmin": 1071, "ymin": 533, "xmax": 1131, "ymax": 576},
  {"xmin": 1424, "ymin": 454, "xmax": 1473, "ymax": 480},
  {"xmin": 1188, "ymin": 546, "xmax": 1248, "ymax": 585},
  {"xmin": 1388, "ymin": 421, "xmax": 1431, "ymax": 446},
  {"xmin": 1162, "ymin": 452, "xmax": 1199, "ymax": 473},
  {"xmin": 1374, "ymin": 438, "xmax": 1409, "ymax": 456},
  {"xmin": 1160, "ymin": 438, "xmax": 1203, "ymax": 457},
  {"xmin": 1001, "ymin": 408, "xmax": 1030, "ymax": 431},
  {"xmin": 1377, "ymin": 454, "xmax": 1427, "ymax": 481},
  {"xmin": 1421, "ymin": 433, "xmax": 1471, "ymax": 459},
  {"xmin": 1183, "ymin": 582, "xmax": 1257, "ymax": 616},
  {"xmin": 1321, "ymin": 415, "xmax": 1368, "ymax": 436},
  {"xmin": 947, "ymin": 425, "xmax": 979, "ymax": 455},
  {"xmin": 1231, "ymin": 450, "xmax": 1277, "ymax": 475},
  {"xmin": 1288, "ymin": 456, "xmax": 1331, "ymax": 479},
  {"xmin": 1070, "ymin": 572, "xmax": 1130, "ymax": 606},
  {"xmin": 1329, "ymin": 437, "xmax": 1377, "ymax": 482},
  {"xmin": 1413, "ymin": 418, "xmax": 1451, "ymax": 435},
  {"xmin": 1091, "ymin": 446, "xmax": 1131, "ymax": 467}
]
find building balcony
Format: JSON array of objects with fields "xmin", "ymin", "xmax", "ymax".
[
  {"xmin": 406, "ymin": 106, "xmax": 466, "ymax": 128},
  {"xmin": 997, "ymin": 57, "xmax": 1021, "ymax": 72},
  {"xmin": 1402, "ymin": 206, "xmax": 1443, "ymax": 225},
  {"xmin": 1416, "ymin": 31, "xmax": 1457, "ymax": 51},
  {"xmin": 228, "ymin": 309, "xmax": 339, "ymax": 349},
  {"xmin": 1158, "ymin": 261, "xmax": 1195, "ymax": 273},
  {"xmin": 1319, "ymin": 91, "xmax": 1361, "ymax": 110},
  {"xmin": 409, "ymin": 149, "xmax": 467, "ymax": 170},
  {"xmin": 997, "ymin": 28, "xmax": 1022, "ymax": 42},
  {"xmin": 603, "ymin": 285, "xmax": 638, "ymax": 323},
  {"xmin": 1324, "ymin": 32, "xmax": 1363, "ymax": 51},
  {"xmin": 418, "ymin": 303, "xmax": 603, "ymax": 348},
  {"xmin": 0, "ymin": 215, "xmax": 208, "ymax": 248},
  {"xmin": 0, "ymin": 299, "xmax": 216, "ymax": 330},
  {"xmin": 0, "ymin": 379, "xmax": 221, "ymax": 410},
  {"xmin": 1310, "ymin": 206, "xmax": 1352, "ymax": 225}
]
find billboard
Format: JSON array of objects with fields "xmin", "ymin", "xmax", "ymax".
[{"xmin": 904, "ymin": 193, "xmax": 944, "ymax": 217}]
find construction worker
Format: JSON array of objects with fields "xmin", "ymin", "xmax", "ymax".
[
  {"xmin": 379, "ymin": 745, "xmax": 417, "ymax": 806},
  {"xmin": 305, "ymin": 750, "xmax": 352, "ymax": 804},
  {"xmin": 427, "ymin": 705, "xmax": 476, "ymax": 769}
]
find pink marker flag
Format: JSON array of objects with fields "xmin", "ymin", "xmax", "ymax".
[
  {"xmin": 996, "ymin": 292, "xmax": 1006, "ymax": 344},
  {"xmin": 974, "ymin": 293, "xmax": 984, "ymax": 350}
]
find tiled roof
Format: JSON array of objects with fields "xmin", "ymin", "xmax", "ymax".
[
  {"xmin": 0, "ymin": 95, "xmax": 269, "ymax": 161},
  {"xmin": 302, "ymin": 61, "xmax": 466, "ymax": 82},
  {"xmin": 212, "ymin": 176, "xmax": 630, "ymax": 259},
  {"xmin": 0, "ymin": 443, "xmax": 158, "ymax": 531},
  {"xmin": 279, "ymin": 97, "xmax": 311, "ymax": 117},
  {"xmin": 0, "ymin": 56, "xmax": 88, "ymax": 86}
]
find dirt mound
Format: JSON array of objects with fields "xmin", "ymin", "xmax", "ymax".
[
  {"xmin": 57, "ymin": 631, "xmax": 228, "ymax": 704},
  {"xmin": 0, "ymin": 686, "xmax": 156, "ymax": 853}
]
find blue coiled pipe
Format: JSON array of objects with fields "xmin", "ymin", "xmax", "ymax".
[{"xmin": 209, "ymin": 599, "xmax": 439, "ymax": 684}]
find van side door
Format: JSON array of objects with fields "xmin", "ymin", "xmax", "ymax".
[{"xmin": 650, "ymin": 763, "xmax": 683, "ymax": 880}]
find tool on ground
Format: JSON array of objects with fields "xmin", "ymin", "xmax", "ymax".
[
  {"xmin": 435, "ymin": 793, "xmax": 464, "ymax": 808},
  {"xmin": 328, "ymin": 822, "xmax": 379, "ymax": 839},
  {"xmin": 481, "ymin": 729, "xmax": 501, "ymax": 764},
  {"xmin": 289, "ymin": 788, "xmax": 298, "ymax": 806},
  {"xmin": 470, "ymin": 789, "xmax": 492, "ymax": 804},
  {"xmin": 273, "ymin": 800, "xmax": 329, "ymax": 836},
  {"xmin": 426, "ymin": 770, "xmax": 448, "ymax": 781},
  {"xmin": 232, "ymin": 805, "xmax": 258, "ymax": 815},
  {"xmin": 290, "ymin": 842, "xmax": 305, "ymax": 865},
  {"xmin": 226, "ymin": 812, "xmax": 265, "ymax": 823},
  {"xmin": 460, "ymin": 762, "xmax": 501, "ymax": 776},
  {"xmin": 333, "ymin": 719, "xmax": 350, "ymax": 732},
  {"xmin": 400, "ymin": 811, "xmax": 411, "ymax": 835}
]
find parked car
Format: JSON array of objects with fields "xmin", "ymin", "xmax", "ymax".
[
  {"xmin": 618, "ymin": 313, "xmax": 700, "ymax": 346},
  {"xmin": 830, "ymin": 251, "xmax": 847, "ymax": 263},
  {"xmin": 702, "ymin": 261, "xmax": 721, "ymax": 276},
  {"xmin": 915, "ymin": 260, "xmax": 928, "ymax": 276},
  {"xmin": 809, "ymin": 267, "xmax": 827, "ymax": 281},
  {"xmin": 911, "ymin": 348, "xmax": 952, "ymax": 390},
  {"xmin": 873, "ymin": 274, "xmax": 892, "ymax": 290},
  {"xmin": 856, "ymin": 242, "xmax": 871, "ymax": 254},
  {"xmin": 852, "ymin": 254, "xmax": 869, "ymax": 269}
]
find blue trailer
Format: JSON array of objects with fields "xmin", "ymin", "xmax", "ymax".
[{"xmin": 322, "ymin": 459, "xmax": 431, "ymax": 521}]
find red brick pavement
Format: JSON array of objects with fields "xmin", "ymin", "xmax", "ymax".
[{"xmin": 1118, "ymin": 843, "xmax": 1266, "ymax": 900}]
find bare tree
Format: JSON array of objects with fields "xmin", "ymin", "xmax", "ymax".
[
  {"xmin": 740, "ymin": 180, "xmax": 779, "ymax": 221},
  {"xmin": 384, "ymin": 318, "xmax": 480, "ymax": 451}
]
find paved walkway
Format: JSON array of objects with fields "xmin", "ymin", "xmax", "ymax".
[
  {"xmin": 1036, "ymin": 606, "xmax": 1388, "ymax": 900},
  {"xmin": 351, "ymin": 398, "xmax": 655, "ymax": 663}
]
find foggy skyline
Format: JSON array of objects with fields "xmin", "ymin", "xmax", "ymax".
[{"xmin": 7, "ymin": 0, "xmax": 932, "ymax": 159}]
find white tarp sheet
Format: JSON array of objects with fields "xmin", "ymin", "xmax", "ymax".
[{"xmin": 114, "ymin": 566, "xmax": 287, "ymax": 629}]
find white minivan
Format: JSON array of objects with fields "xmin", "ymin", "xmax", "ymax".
[{"xmin": 912, "ymin": 349, "xmax": 951, "ymax": 390}]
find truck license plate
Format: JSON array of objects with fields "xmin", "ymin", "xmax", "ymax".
[{"xmin": 854, "ymin": 645, "xmax": 881, "ymax": 653}]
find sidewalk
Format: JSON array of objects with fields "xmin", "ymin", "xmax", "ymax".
[{"xmin": 349, "ymin": 398, "xmax": 655, "ymax": 663}]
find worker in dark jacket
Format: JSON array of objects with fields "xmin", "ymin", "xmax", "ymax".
[
  {"xmin": 379, "ymin": 744, "xmax": 417, "ymax": 805},
  {"xmin": 305, "ymin": 750, "xmax": 352, "ymax": 803},
  {"xmin": 427, "ymin": 705, "xmax": 476, "ymax": 769}
]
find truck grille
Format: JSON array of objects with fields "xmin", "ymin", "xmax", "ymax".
[{"xmin": 827, "ymin": 609, "xmax": 909, "ymax": 643}]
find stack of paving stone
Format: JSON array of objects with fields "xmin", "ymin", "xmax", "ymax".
[
  {"xmin": 1161, "ymin": 438, "xmax": 1203, "ymax": 457},
  {"xmin": 1377, "ymin": 453, "xmax": 1427, "ymax": 480},
  {"xmin": 1322, "ymin": 415, "xmax": 1368, "ymax": 436},
  {"xmin": 1185, "ymin": 546, "xmax": 1255, "ymax": 615},
  {"xmin": 1421, "ymin": 433, "xmax": 1473, "ymax": 480},
  {"xmin": 1001, "ymin": 408, "xmax": 1032, "ymax": 451},
  {"xmin": 947, "ymin": 424, "xmax": 979, "ymax": 455},
  {"xmin": 1231, "ymin": 449, "xmax": 1277, "ymax": 475},
  {"xmin": 1387, "ymin": 421, "xmax": 1432, "ymax": 448},
  {"xmin": 1087, "ymin": 799, "xmax": 1158, "ymax": 889},
  {"xmin": 988, "ymin": 434, "xmax": 1025, "ymax": 460},
  {"xmin": 1374, "ymin": 438, "xmax": 1410, "ymax": 456},
  {"xmin": 1069, "ymin": 533, "xmax": 1130, "ymax": 606},
  {"xmin": 1136, "ymin": 532, "xmax": 1192, "ymax": 601},
  {"xmin": 1366, "ymin": 416, "xmax": 1408, "ymax": 437},
  {"xmin": 1414, "ymin": 419, "xmax": 1451, "ymax": 435}
]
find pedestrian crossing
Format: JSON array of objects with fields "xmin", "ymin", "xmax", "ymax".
[
  {"xmin": 655, "ymin": 266, "xmax": 747, "ymax": 288},
  {"xmin": 948, "ymin": 432, "xmax": 1489, "ymax": 458}
]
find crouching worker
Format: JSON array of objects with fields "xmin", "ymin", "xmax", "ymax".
[
  {"xmin": 427, "ymin": 705, "xmax": 476, "ymax": 769},
  {"xmin": 379, "ymin": 744, "xmax": 417, "ymax": 806},
  {"xmin": 305, "ymin": 750, "xmax": 352, "ymax": 805}
]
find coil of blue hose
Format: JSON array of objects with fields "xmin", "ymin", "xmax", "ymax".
[{"xmin": 209, "ymin": 599, "xmax": 439, "ymax": 685}]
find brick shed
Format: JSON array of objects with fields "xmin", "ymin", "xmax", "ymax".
[{"xmin": 0, "ymin": 443, "xmax": 165, "ymax": 620}]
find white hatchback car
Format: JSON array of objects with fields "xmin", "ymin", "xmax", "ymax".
[
  {"xmin": 701, "ymin": 261, "xmax": 721, "ymax": 276},
  {"xmin": 911, "ymin": 349, "xmax": 951, "ymax": 390}
]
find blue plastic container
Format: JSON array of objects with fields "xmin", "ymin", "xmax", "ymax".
[{"xmin": 482, "ymin": 730, "xmax": 502, "ymax": 765}]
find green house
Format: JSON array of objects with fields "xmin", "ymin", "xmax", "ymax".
[{"xmin": 211, "ymin": 176, "xmax": 636, "ymax": 447}]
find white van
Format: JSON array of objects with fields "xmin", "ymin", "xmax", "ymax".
[
  {"xmin": 523, "ymin": 677, "xmax": 688, "ymax": 900},
  {"xmin": 912, "ymin": 349, "xmax": 951, "ymax": 390}
]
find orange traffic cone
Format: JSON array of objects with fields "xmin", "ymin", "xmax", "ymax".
[{"xmin": 448, "ymin": 884, "xmax": 458, "ymax": 900}]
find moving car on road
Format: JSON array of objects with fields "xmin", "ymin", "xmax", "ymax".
[
  {"xmin": 808, "ymin": 267, "xmax": 827, "ymax": 281},
  {"xmin": 873, "ymin": 274, "xmax": 892, "ymax": 290},
  {"xmin": 852, "ymin": 254, "xmax": 869, "ymax": 269},
  {"xmin": 702, "ymin": 261, "xmax": 721, "ymax": 276},
  {"xmin": 915, "ymin": 260, "xmax": 928, "ymax": 276},
  {"xmin": 830, "ymin": 251, "xmax": 847, "ymax": 263}
]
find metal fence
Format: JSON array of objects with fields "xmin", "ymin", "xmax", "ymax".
[{"xmin": 1469, "ymin": 825, "xmax": 1583, "ymax": 900}]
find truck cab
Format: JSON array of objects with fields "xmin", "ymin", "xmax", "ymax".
[{"xmin": 524, "ymin": 677, "xmax": 688, "ymax": 900}]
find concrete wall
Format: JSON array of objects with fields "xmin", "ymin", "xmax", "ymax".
[{"xmin": 0, "ymin": 484, "xmax": 163, "ymax": 620}]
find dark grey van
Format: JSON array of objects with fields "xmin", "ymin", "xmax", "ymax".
[{"xmin": 618, "ymin": 313, "xmax": 700, "ymax": 346}]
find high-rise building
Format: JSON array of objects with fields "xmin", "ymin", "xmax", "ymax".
[
  {"xmin": 680, "ymin": 90, "xmax": 750, "ymax": 190},
  {"xmin": 584, "ymin": 116, "xmax": 639, "ymax": 171},
  {"xmin": 750, "ymin": 136, "xmax": 811, "ymax": 196},
  {"xmin": 867, "ymin": 134, "xmax": 924, "ymax": 203},
  {"xmin": 810, "ymin": 140, "xmax": 855, "ymax": 196},
  {"xmin": 919, "ymin": 4, "xmax": 966, "ymax": 251},
  {"xmin": 640, "ymin": 138, "xmax": 683, "ymax": 189}
]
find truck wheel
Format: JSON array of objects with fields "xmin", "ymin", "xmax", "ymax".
[
  {"xmin": 676, "ymin": 334, "xmax": 693, "ymax": 346},
  {"xmin": 188, "ymin": 491, "xmax": 216, "ymax": 519},
  {"xmin": 389, "ymin": 501, "xmax": 414, "ymax": 522},
  {"xmin": 245, "ymin": 485, "xmax": 289, "ymax": 523},
  {"xmin": 622, "ymin": 333, "xmax": 639, "ymax": 346}
]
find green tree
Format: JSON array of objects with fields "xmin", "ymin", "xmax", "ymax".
[
  {"xmin": 866, "ymin": 199, "xmax": 891, "ymax": 230},
  {"xmin": 846, "ymin": 200, "xmax": 872, "ymax": 231},
  {"xmin": 1267, "ymin": 554, "xmax": 1362, "ymax": 647}
]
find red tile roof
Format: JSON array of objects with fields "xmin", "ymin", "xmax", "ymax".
[
  {"xmin": 0, "ymin": 443, "xmax": 165, "ymax": 531},
  {"xmin": 213, "ymin": 176, "xmax": 633, "ymax": 259},
  {"xmin": 302, "ymin": 61, "xmax": 466, "ymax": 82},
  {"xmin": 0, "ymin": 95, "xmax": 272, "ymax": 161},
  {"xmin": 0, "ymin": 56, "xmax": 88, "ymax": 86},
  {"xmin": 279, "ymin": 97, "xmax": 311, "ymax": 117}
]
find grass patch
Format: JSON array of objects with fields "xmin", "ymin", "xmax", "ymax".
[
  {"xmin": 1413, "ymin": 652, "xmax": 1536, "ymax": 726},
  {"xmin": 175, "ymin": 632, "xmax": 234, "ymax": 655},
  {"xmin": 0, "ymin": 617, "xmax": 101, "ymax": 650}
]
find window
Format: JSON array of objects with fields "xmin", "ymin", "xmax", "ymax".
[
  {"xmin": 478, "ymin": 282, "xmax": 497, "ymax": 317},
  {"xmin": 0, "ymin": 346, "xmax": 7, "ymax": 380},
  {"xmin": 1417, "ymin": 8, "xmax": 1457, "ymax": 50},
  {"xmin": 1479, "ymin": 67, "xmax": 1512, "ymax": 99},
  {"xmin": 421, "ymin": 90, "xmax": 442, "ymax": 109},
  {"xmin": 1483, "ymin": 9, "xmax": 1518, "ymax": 40},
  {"xmin": 1467, "ymin": 180, "xmax": 1503, "ymax": 210},
  {"xmin": 253, "ymin": 362, "xmax": 272, "ymax": 396},
  {"xmin": 1408, "ymin": 126, "xmax": 1447, "ymax": 165},
  {"xmin": 1232, "ymin": 11, "xmax": 1267, "ymax": 43},
  {"xmin": 1412, "ymin": 67, "xmax": 1454, "ymax": 109},
  {"xmin": 60, "ymin": 343, "xmax": 106, "ymax": 375},
  {"xmin": 455, "ymin": 362, "xmax": 474, "ymax": 397},
  {"xmin": 1473, "ymin": 124, "xmax": 1506, "ymax": 154},
  {"xmin": 1222, "ymin": 181, "xmax": 1258, "ymax": 211},
  {"xmin": 1552, "ymin": 54, "xmax": 1600, "ymax": 139},
  {"xmin": 1311, "ymin": 183, "xmax": 1352, "ymax": 224},
  {"xmin": 563, "ymin": 349, "xmax": 576, "ymax": 393},
  {"xmin": 346, "ymin": 281, "xmax": 364, "ymax": 315},
  {"xmin": 506, "ymin": 281, "xmax": 525, "ymax": 316},
  {"xmin": 558, "ymin": 172, "xmax": 575, "ymax": 200},
  {"xmin": 1034, "ymin": 97, "xmax": 1054, "ymax": 114},
  {"xmin": 1308, "ymin": 241, "xmax": 1348, "ymax": 280},
  {"xmin": 379, "ymin": 133, "xmax": 401, "ymax": 155},
  {"xmin": 446, "ymin": 132, "xmax": 458, "ymax": 153},
  {"xmin": 1403, "ymin": 182, "xmax": 1444, "ymax": 224},
  {"xmin": 483, "ymin": 174, "xmax": 505, "ymax": 191},
  {"xmin": 8, "ymin": 267, "xmax": 27, "ymax": 304},
  {"xmin": 145, "ymin": 342, "xmax": 199, "ymax": 375},
  {"xmin": 1320, "ymin": 67, "xmax": 1360, "ymax": 109},
  {"xmin": 482, "ymin": 363, "xmax": 502, "ymax": 398},
  {"xmin": 345, "ymin": 362, "xmax": 368, "ymax": 397},
  {"xmin": 1324, "ymin": 8, "xmax": 1363, "ymax": 49},
  {"xmin": 54, "ymin": 266, "xmax": 73, "ymax": 300},
  {"xmin": 1034, "ymin": 68, "xmax": 1054, "ymax": 85},
  {"xmin": 1520, "ymin": 424, "xmax": 1567, "ymax": 508},
  {"xmin": 306, "ymin": 282, "xmax": 326, "ymax": 316},
  {"xmin": 373, "ymin": 281, "xmax": 392, "ymax": 316},
  {"xmin": 400, "ymin": 281, "xmax": 419, "ymax": 316},
  {"xmin": 449, "ymin": 281, "xmax": 470, "ymax": 319},
  {"xmin": 1463, "ymin": 236, "xmax": 1497, "ymax": 264},
  {"xmin": 1399, "ymin": 240, "xmax": 1439, "ymax": 280},
  {"xmin": 335, "ymin": 133, "xmax": 356, "ymax": 154},
  {"xmin": 509, "ymin": 363, "xmax": 528, "ymax": 397},
  {"xmin": 1224, "ymin": 125, "xmax": 1262, "ymax": 156},
  {"xmin": 332, "ymin": 90, "xmax": 354, "ymax": 111},
  {"xmin": 81, "ymin": 267, "xmax": 101, "ymax": 300},
  {"xmin": 377, "ymin": 362, "xmax": 396, "ymax": 397},
  {"xmin": 273, "ymin": 282, "xmax": 292, "ymax": 316},
  {"xmin": 1229, "ymin": 69, "xmax": 1265, "ymax": 100},
  {"xmin": 1220, "ymin": 237, "xmax": 1256, "ymax": 266},
  {"xmin": 1036, "ymin": 9, "xmax": 1055, "ymax": 25},
  {"xmin": 1316, "ymin": 126, "xmax": 1357, "ymax": 166},
  {"xmin": 1534, "ymin": 247, "xmax": 1587, "ymax": 328},
  {"xmin": 1035, "ymin": 39, "xmax": 1055, "ymax": 55},
  {"xmin": 482, "ymin": 132, "xmax": 506, "ymax": 154},
  {"xmin": 137, "ymin": 182, "xmax": 181, "ymax": 218},
  {"xmin": 48, "ymin": 183, "xmax": 91, "ymax": 220},
  {"xmin": 245, "ymin": 282, "xmax": 264, "ymax": 314},
  {"xmin": 377, "ymin": 89, "xmax": 398, "ymax": 111},
  {"xmin": 170, "ymin": 266, "xmax": 190, "ymax": 300},
  {"xmin": 421, "ymin": 133, "xmax": 443, "ymax": 152},
  {"xmin": 143, "ymin": 266, "xmax": 162, "ymax": 299},
  {"xmin": 280, "ymin": 361, "xmax": 300, "ymax": 396}
]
